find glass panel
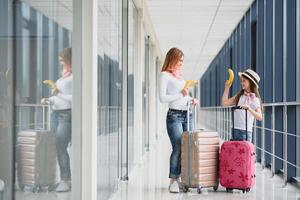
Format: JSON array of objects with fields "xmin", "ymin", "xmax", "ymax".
[
  {"xmin": 97, "ymin": 0, "xmax": 122, "ymax": 199},
  {"xmin": 13, "ymin": 1, "xmax": 73, "ymax": 199},
  {"xmin": 143, "ymin": 35, "xmax": 150, "ymax": 153},
  {"xmin": 127, "ymin": 0, "xmax": 136, "ymax": 172},
  {"xmin": 0, "ymin": 0, "xmax": 13, "ymax": 199}
]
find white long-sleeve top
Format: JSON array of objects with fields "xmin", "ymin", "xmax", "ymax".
[
  {"xmin": 49, "ymin": 75, "xmax": 72, "ymax": 110},
  {"xmin": 159, "ymin": 71, "xmax": 192, "ymax": 110}
]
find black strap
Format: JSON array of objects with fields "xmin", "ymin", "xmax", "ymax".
[
  {"xmin": 244, "ymin": 71, "xmax": 259, "ymax": 85},
  {"xmin": 232, "ymin": 106, "xmax": 248, "ymax": 141}
]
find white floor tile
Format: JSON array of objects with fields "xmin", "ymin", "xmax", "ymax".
[{"xmin": 109, "ymin": 135, "xmax": 300, "ymax": 200}]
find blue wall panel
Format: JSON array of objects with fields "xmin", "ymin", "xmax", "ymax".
[
  {"xmin": 273, "ymin": 0, "xmax": 284, "ymax": 173},
  {"xmin": 284, "ymin": 0, "xmax": 297, "ymax": 180},
  {"xmin": 246, "ymin": 11, "xmax": 251, "ymax": 67},
  {"xmin": 241, "ymin": 18, "xmax": 246, "ymax": 69},
  {"xmin": 264, "ymin": 0, "xmax": 273, "ymax": 167}
]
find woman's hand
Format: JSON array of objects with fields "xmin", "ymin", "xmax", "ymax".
[
  {"xmin": 192, "ymin": 98, "xmax": 199, "ymax": 105},
  {"xmin": 41, "ymin": 98, "xmax": 49, "ymax": 105},
  {"xmin": 181, "ymin": 88, "xmax": 189, "ymax": 96},
  {"xmin": 51, "ymin": 86, "xmax": 58, "ymax": 95}
]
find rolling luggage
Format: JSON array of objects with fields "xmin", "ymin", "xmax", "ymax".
[
  {"xmin": 219, "ymin": 106, "xmax": 256, "ymax": 193},
  {"xmin": 181, "ymin": 101, "xmax": 220, "ymax": 193},
  {"xmin": 16, "ymin": 104, "xmax": 56, "ymax": 192}
]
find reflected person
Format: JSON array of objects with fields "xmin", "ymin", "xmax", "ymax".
[{"xmin": 41, "ymin": 48, "xmax": 72, "ymax": 192}]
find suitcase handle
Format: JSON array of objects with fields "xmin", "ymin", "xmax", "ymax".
[
  {"xmin": 231, "ymin": 106, "xmax": 248, "ymax": 141},
  {"xmin": 186, "ymin": 99, "xmax": 197, "ymax": 132},
  {"xmin": 42, "ymin": 102, "xmax": 52, "ymax": 131}
]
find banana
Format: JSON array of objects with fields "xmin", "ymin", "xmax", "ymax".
[
  {"xmin": 43, "ymin": 80, "xmax": 56, "ymax": 89},
  {"xmin": 184, "ymin": 80, "xmax": 198, "ymax": 89},
  {"xmin": 225, "ymin": 68, "xmax": 234, "ymax": 87}
]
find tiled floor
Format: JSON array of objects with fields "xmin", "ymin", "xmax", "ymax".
[
  {"xmin": 109, "ymin": 135, "xmax": 300, "ymax": 200},
  {"xmin": 15, "ymin": 191, "xmax": 70, "ymax": 200},
  {"xmin": 14, "ymin": 134, "xmax": 300, "ymax": 200}
]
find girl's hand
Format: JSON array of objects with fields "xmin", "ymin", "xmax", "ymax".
[
  {"xmin": 181, "ymin": 88, "xmax": 189, "ymax": 96},
  {"xmin": 240, "ymin": 105, "xmax": 249, "ymax": 110},
  {"xmin": 192, "ymin": 98, "xmax": 199, "ymax": 105},
  {"xmin": 242, "ymin": 105, "xmax": 263, "ymax": 121},
  {"xmin": 224, "ymin": 81, "xmax": 231, "ymax": 89}
]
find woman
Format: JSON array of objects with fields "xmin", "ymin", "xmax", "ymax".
[
  {"xmin": 221, "ymin": 68, "xmax": 263, "ymax": 141},
  {"xmin": 42, "ymin": 48, "xmax": 72, "ymax": 192},
  {"xmin": 159, "ymin": 47, "xmax": 198, "ymax": 193}
]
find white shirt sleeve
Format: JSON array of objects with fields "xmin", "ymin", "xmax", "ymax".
[
  {"xmin": 159, "ymin": 73, "xmax": 183, "ymax": 103},
  {"xmin": 251, "ymin": 97, "xmax": 261, "ymax": 110},
  {"xmin": 57, "ymin": 92, "xmax": 72, "ymax": 102},
  {"xmin": 48, "ymin": 95, "xmax": 57, "ymax": 104}
]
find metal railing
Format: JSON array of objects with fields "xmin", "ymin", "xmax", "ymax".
[
  {"xmin": 98, "ymin": 106, "xmax": 122, "ymax": 135},
  {"xmin": 15, "ymin": 104, "xmax": 51, "ymax": 131},
  {"xmin": 198, "ymin": 101, "xmax": 300, "ymax": 187},
  {"xmin": 15, "ymin": 104, "xmax": 130, "ymax": 136}
]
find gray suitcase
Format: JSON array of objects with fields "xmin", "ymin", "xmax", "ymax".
[{"xmin": 16, "ymin": 104, "xmax": 56, "ymax": 192}]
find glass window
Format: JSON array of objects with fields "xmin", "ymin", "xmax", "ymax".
[
  {"xmin": 128, "ymin": 0, "xmax": 137, "ymax": 172},
  {"xmin": 97, "ymin": 0, "xmax": 122, "ymax": 198},
  {"xmin": 0, "ymin": 0, "xmax": 14, "ymax": 199},
  {"xmin": 13, "ymin": 1, "xmax": 73, "ymax": 199}
]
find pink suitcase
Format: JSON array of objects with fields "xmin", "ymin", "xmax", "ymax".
[{"xmin": 219, "ymin": 107, "xmax": 256, "ymax": 193}]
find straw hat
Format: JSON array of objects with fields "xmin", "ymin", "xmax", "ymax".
[{"xmin": 238, "ymin": 69, "xmax": 260, "ymax": 88}]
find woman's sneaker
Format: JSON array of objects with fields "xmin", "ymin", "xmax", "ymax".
[
  {"xmin": 55, "ymin": 181, "xmax": 70, "ymax": 192},
  {"xmin": 169, "ymin": 181, "xmax": 180, "ymax": 193}
]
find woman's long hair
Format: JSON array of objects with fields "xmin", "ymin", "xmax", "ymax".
[
  {"xmin": 161, "ymin": 47, "xmax": 184, "ymax": 72},
  {"xmin": 235, "ymin": 75, "xmax": 263, "ymax": 111},
  {"xmin": 59, "ymin": 48, "xmax": 72, "ymax": 66}
]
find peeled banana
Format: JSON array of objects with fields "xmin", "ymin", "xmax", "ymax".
[
  {"xmin": 225, "ymin": 68, "xmax": 234, "ymax": 87},
  {"xmin": 43, "ymin": 80, "xmax": 56, "ymax": 89},
  {"xmin": 184, "ymin": 80, "xmax": 198, "ymax": 89}
]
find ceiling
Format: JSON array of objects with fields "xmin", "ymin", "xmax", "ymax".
[
  {"xmin": 22, "ymin": 0, "xmax": 73, "ymax": 30},
  {"xmin": 146, "ymin": 0, "xmax": 254, "ymax": 79},
  {"xmin": 21, "ymin": 0, "xmax": 254, "ymax": 80}
]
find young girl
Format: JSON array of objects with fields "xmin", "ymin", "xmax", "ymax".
[
  {"xmin": 159, "ymin": 47, "xmax": 198, "ymax": 193},
  {"xmin": 221, "ymin": 69, "xmax": 263, "ymax": 142}
]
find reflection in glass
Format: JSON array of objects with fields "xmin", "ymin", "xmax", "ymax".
[
  {"xmin": 0, "ymin": 0, "xmax": 14, "ymax": 199},
  {"xmin": 97, "ymin": 0, "xmax": 123, "ymax": 199},
  {"xmin": 128, "ymin": 0, "xmax": 136, "ymax": 172},
  {"xmin": 13, "ymin": 1, "xmax": 72, "ymax": 199}
]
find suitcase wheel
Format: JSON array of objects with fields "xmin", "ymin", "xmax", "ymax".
[
  {"xmin": 19, "ymin": 184, "xmax": 25, "ymax": 191},
  {"xmin": 226, "ymin": 188, "xmax": 233, "ymax": 193},
  {"xmin": 197, "ymin": 186, "xmax": 202, "ymax": 194},
  {"xmin": 242, "ymin": 188, "xmax": 251, "ymax": 193},
  {"xmin": 213, "ymin": 185, "xmax": 218, "ymax": 191},
  {"xmin": 31, "ymin": 186, "xmax": 39, "ymax": 193},
  {"xmin": 47, "ymin": 185, "xmax": 56, "ymax": 192},
  {"xmin": 182, "ymin": 186, "xmax": 189, "ymax": 193}
]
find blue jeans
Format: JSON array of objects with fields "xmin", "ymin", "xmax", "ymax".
[
  {"xmin": 51, "ymin": 110, "xmax": 72, "ymax": 181},
  {"xmin": 166, "ymin": 109, "xmax": 192, "ymax": 179},
  {"xmin": 232, "ymin": 128, "xmax": 252, "ymax": 142}
]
